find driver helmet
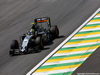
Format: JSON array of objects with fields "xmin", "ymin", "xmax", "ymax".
[
  {"xmin": 31, "ymin": 23, "xmax": 36, "ymax": 29},
  {"xmin": 28, "ymin": 29, "xmax": 35, "ymax": 35}
]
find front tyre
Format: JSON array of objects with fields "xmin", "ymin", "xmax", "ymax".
[
  {"xmin": 9, "ymin": 40, "xmax": 19, "ymax": 56},
  {"xmin": 35, "ymin": 36, "xmax": 44, "ymax": 50},
  {"xmin": 10, "ymin": 40, "xmax": 19, "ymax": 49}
]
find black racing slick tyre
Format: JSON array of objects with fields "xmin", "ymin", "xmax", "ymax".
[
  {"xmin": 35, "ymin": 36, "xmax": 44, "ymax": 50},
  {"xmin": 50, "ymin": 25, "xmax": 59, "ymax": 38},
  {"xmin": 9, "ymin": 40, "xmax": 19, "ymax": 56},
  {"xmin": 10, "ymin": 40, "xmax": 19, "ymax": 49}
]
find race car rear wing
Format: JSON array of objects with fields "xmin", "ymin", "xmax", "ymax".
[{"xmin": 34, "ymin": 17, "xmax": 51, "ymax": 27}]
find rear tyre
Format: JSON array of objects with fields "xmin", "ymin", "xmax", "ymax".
[
  {"xmin": 35, "ymin": 36, "xmax": 44, "ymax": 52},
  {"xmin": 50, "ymin": 25, "xmax": 59, "ymax": 39},
  {"xmin": 9, "ymin": 40, "xmax": 19, "ymax": 56}
]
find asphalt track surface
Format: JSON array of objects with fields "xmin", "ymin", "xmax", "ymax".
[{"xmin": 0, "ymin": 0, "xmax": 100, "ymax": 75}]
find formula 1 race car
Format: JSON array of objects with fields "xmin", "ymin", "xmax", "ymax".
[{"xmin": 9, "ymin": 17, "xmax": 59, "ymax": 56}]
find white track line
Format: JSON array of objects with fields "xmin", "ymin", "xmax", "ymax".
[
  {"xmin": 26, "ymin": 8, "xmax": 100, "ymax": 75},
  {"xmin": 35, "ymin": 57, "xmax": 88, "ymax": 75},
  {"xmin": 95, "ymin": 15, "xmax": 100, "ymax": 18},
  {"xmin": 32, "ymin": 67, "xmax": 78, "ymax": 75},
  {"xmin": 71, "ymin": 34, "xmax": 100, "ymax": 40},
  {"xmin": 79, "ymin": 28, "xmax": 100, "ymax": 32},
  {"xmin": 53, "ymin": 49, "xmax": 95, "ymax": 57},
  {"xmin": 43, "ymin": 58, "xmax": 87, "ymax": 66},
  {"xmin": 62, "ymin": 41, "xmax": 100, "ymax": 48},
  {"xmin": 42, "ymin": 49, "xmax": 95, "ymax": 66},
  {"xmin": 87, "ymin": 22, "xmax": 100, "ymax": 25}
]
